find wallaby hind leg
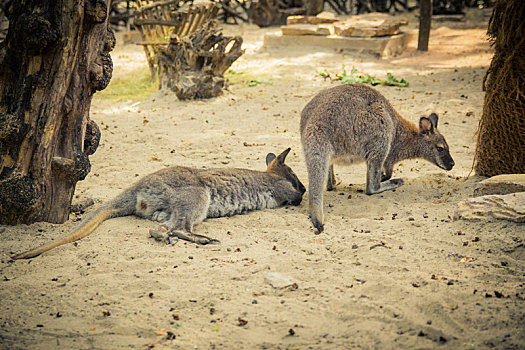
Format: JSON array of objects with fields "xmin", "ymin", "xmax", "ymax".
[
  {"xmin": 305, "ymin": 148, "xmax": 331, "ymax": 233},
  {"xmin": 327, "ymin": 165, "xmax": 336, "ymax": 191},
  {"xmin": 149, "ymin": 186, "xmax": 218, "ymax": 245},
  {"xmin": 366, "ymin": 157, "xmax": 404, "ymax": 195},
  {"xmin": 150, "ymin": 225, "xmax": 219, "ymax": 245},
  {"xmin": 169, "ymin": 231, "xmax": 220, "ymax": 245}
]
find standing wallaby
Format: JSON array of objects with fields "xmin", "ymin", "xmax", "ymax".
[
  {"xmin": 300, "ymin": 84, "xmax": 454, "ymax": 233},
  {"xmin": 13, "ymin": 148, "xmax": 306, "ymax": 259}
]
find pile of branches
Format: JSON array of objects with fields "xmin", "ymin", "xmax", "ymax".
[{"xmin": 157, "ymin": 20, "xmax": 243, "ymax": 100}]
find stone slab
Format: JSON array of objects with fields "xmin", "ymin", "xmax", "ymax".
[
  {"xmin": 454, "ymin": 192, "xmax": 525, "ymax": 223},
  {"xmin": 281, "ymin": 24, "xmax": 332, "ymax": 36},
  {"xmin": 474, "ymin": 174, "xmax": 525, "ymax": 196},
  {"xmin": 264, "ymin": 32, "xmax": 411, "ymax": 58},
  {"xmin": 333, "ymin": 16, "xmax": 408, "ymax": 37},
  {"xmin": 286, "ymin": 12, "xmax": 338, "ymax": 25}
]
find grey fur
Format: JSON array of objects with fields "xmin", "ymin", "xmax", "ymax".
[
  {"xmin": 13, "ymin": 148, "xmax": 305, "ymax": 259},
  {"xmin": 300, "ymin": 84, "xmax": 454, "ymax": 233}
]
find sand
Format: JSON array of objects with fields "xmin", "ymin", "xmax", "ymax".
[{"xmin": 1, "ymin": 9, "xmax": 524, "ymax": 350}]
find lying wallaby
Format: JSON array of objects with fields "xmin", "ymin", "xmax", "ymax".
[
  {"xmin": 300, "ymin": 84, "xmax": 454, "ymax": 233},
  {"xmin": 13, "ymin": 148, "xmax": 306, "ymax": 259}
]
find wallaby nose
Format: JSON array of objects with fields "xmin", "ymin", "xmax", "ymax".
[
  {"xmin": 290, "ymin": 196, "xmax": 303, "ymax": 206},
  {"xmin": 298, "ymin": 182, "xmax": 306, "ymax": 195}
]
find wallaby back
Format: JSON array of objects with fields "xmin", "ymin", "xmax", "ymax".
[{"xmin": 300, "ymin": 84, "xmax": 454, "ymax": 232}]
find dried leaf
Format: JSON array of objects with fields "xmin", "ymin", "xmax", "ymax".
[{"xmin": 150, "ymin": 154, "xmax": 162, "ymax": 161}]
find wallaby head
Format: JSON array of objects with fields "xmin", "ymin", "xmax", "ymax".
[
  {"xmin": 417, "ymin": 113, "xmax": 455, "ymax": 171},
  {"xmin": 266, "ymin": 148, "xmax": 306, "ymax": 205}
]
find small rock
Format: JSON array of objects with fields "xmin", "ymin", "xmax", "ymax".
[
  {"xmin": 265, "ymin": 272, "xmax": 295, "ymax": 289},
  {"xmin": 494, "ymin": 291, "xmax": 504, "ymax": 298},
  {"xmin": 166, "ymin": 331, "xmax": 176, "ymax": 340}
]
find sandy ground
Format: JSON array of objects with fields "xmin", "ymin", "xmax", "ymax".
[{"xmin": 1, "ymin": 9, "xmax": 524, "ymax": 350}]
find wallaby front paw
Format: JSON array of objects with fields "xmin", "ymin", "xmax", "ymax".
[
  {"xmin": 389, "ymin": 178, "xmax": 404, "ymax": 187},
  {"xmin": 366, "ymin": 178, "xmax": 404, "ymax": 195}
]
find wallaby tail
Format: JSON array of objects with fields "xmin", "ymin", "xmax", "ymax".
[{"xmin": 12, "ymin": 192, "xmax": 135, "ymax": 259}]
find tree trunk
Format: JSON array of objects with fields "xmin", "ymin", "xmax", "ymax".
[
  {"xmin": 250, "ymin": 0, "xmax": 286, "ymax": 27},
  {"xmin": 0, "ymin": 0, "xmax": 114, "ymax": 225},
  {"xmin": 475, "ymin": 0, "xmax": 525, "ymax": 176},
  {"xmin": 418, "ymin": 0, "xmax": 432, "ymax": 51},
  {"xmin": 305, "ymin": 0, "xmax": 325, "ymax": 15}
]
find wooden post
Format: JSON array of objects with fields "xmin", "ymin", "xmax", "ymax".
[
  {"xmin": 0, "ymin": 0, "xmax": 114, "ymax": 224},
  {"xmin": 418, "ymin": 0, "xmax": 432, "ymax": 51}
]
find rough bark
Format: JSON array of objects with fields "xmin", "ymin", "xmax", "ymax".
[
  {"xmin": 0, "ymin": 0, "xmax": 114, "ymax": 225},
  {"xmin": 418, "ymin": 0, "xmax": 432, "ymax": 51},
  {"xmin": 305, "ymin": 0, "xmax": 325, "ymax": 15},
  {"xmin": 475, "ymin": 0, "xmax": 525, "ymax": 176}
]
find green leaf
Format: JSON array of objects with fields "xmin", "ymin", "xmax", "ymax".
[
  {"xmin": 248, "ymin": 79, "xmax": 273, "ymax": 87},
  {"xmin": 315, "ymin": 66, "xmax": 409, "ymax": 87},
  {"xmin": 227, "ymin": 69, "xmax": 244, "ymax": 75},
  {"xmin": 317, "ymin": 70, "xmax": 331, "ymax": 78}
]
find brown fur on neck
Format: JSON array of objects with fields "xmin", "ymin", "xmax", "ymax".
[{"xmin": 391, "ymin": 111, "xmax": 423, "ymax": 162}]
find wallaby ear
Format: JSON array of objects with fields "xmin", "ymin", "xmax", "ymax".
[
  {"xmin": 419, "ymin": 117, "xmax": 434, "ymax": 135},
  {"xmin": 266, "ymin": 153, "xmax": 276, "ymax": 166},
  {"xmin": 429, "ymin": 113, "xmax": 439, "ymax": 128},
  {"xmin": 276, "ymin": 148, "xmax": 291, "ymax": 164}
]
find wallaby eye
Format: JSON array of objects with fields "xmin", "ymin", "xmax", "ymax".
[{"xmin": 436, "ymin": 146, "xmax": 444, "ymax": 152}]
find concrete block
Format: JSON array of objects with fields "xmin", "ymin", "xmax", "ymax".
[
  {"xmin": 264, "ymin": 32, "xmax": 411, "ymax": 58},
  {"xmin": 474, "ymin": 174, "xmax": 525, "ymax": 196},
  {"xmin": 281, "ymin": 24, "xmax": 332, "ymax": 36}
]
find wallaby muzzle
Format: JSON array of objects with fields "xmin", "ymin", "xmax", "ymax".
[{"xmin": 441, "ymin": 153, "xmax": 455, "ymax": 171}]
